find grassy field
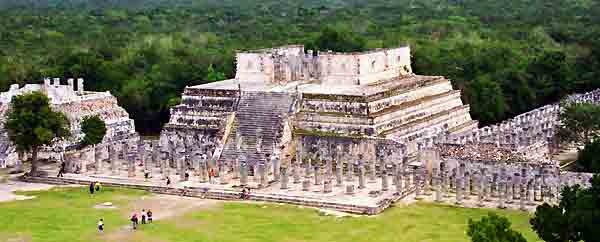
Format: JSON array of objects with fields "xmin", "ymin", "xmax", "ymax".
[{"xmin": 0, "ymin": 187, "xmax": 541, "ymax": 242}]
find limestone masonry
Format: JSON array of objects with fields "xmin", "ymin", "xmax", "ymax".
[
  {"xmin": 0, "ymin": 78, "xmax": 138, "ymax": 170},
  {"xmin": 8, "ymin": 45, "xmax": 600, "ymax": 214}
]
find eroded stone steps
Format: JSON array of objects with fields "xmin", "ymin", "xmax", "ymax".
[{"xmin": 219, "ymin": 91, "xmax": 295, "ymax": 164}]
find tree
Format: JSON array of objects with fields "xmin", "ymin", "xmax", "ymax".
[
  {"xmin": 80, "ymin": 115, "xmax": 107, "ymax": 147},
  {"xmin": 467, "ymin": 76, "xmax": 507, "ymax": 124},
  {"xmin": 206, "ymin": 64, "xmax": 225, "ymax": 82},
  {"xmin": 576, "ymin": 139, "xmax": 600, "ymax": 173},
  {"xmin": 5, "ymin": 92, "xmax": 70, "ymax": 175},
  {"xmin": 467, "ymin": 212, "xmax": 527, "ymax": 242},
  {"xmin": 530, "ymin": 175, "xmax": 600, "ymax": 242},
  {"xmin": 554, "ymin": 103, "xmax": 600, "ymax": 148},
  {"xmin": 308, "ymin": 26, "xmax": 367, "ymax": 53}
]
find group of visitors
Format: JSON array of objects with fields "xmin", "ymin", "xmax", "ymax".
[
  {"xmin": 88, "ymin": 181, "xmax": 102, "ymax": 194},
  {"xmin": 130, "ymin": 209, "xmax": 153, "ymax": 230}
]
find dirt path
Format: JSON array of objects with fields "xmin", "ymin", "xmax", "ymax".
[{"xmin": 103, "ymin": 194, "xmax": 221, "ymax": 242}]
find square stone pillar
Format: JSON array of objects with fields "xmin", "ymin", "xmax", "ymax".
[
  {"xmin": 323, "ymin": 179, "xmax": 332, "ymax": 193},
  {"xmin": 305, "ymin": 159, "xmax": 313, "ymax": 178},
  {"xmin": 346, "ymin": 161, "xmax": 354, "ymax": 181},
  {"xmin": 259, "ymin": 163, "xmax": 268, "ymax": 187},
  {"xmin": 272, "ymin": 156, "xmax": 281, "ymax": 182},
  {"xmin": 292, "ymin": 162, "xmax": 301, "ymax": 184},
  {"xmin": 302, "ymin": 179, "xmax": 311, "ymax": 191},
  {"xmin": 313, "ymin": 165, "xmax": 322, "ymax": 185},
  {"xmin": 280, "ymin": 167, "xmax": 289, "ymax": 189},
  {"xmin": 240, "ymin": 162, "xmax": 248, "ymax": 186},
  {"xmin": 358, "ymin": 164, "xmax": 366, "ymax": 189},
  {"xmin": 455, "ymin": 177, "xmax": 463, "ymax": 205},
  {"xmin": 127, "ymin": 155, "xmax": 135, "ymax": 177},
  {"xmin": 335, "ymin": 164, "xmax": 343, "ymax": 187},
  {"xmin": 368, "ymin": 162, "xmax": 376, "ymax": 183},
  {"xmin": 110, "ymin": 145, "xmax": 119, "ymax": 175},
  {"xmin": 381, "ymin": 168, "xmax": 389, "ymax": 191}
]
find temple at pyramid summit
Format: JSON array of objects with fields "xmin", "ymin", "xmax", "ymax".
[{"xmin": 161, "ymin": 45, "xmax": 477, "ymax": 168}]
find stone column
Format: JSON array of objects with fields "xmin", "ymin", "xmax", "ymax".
[
  {"xmin": 272, "ymin": 156, "xmax": 281, "ymax": 182},
  {"xmin": 381, "ymin": 167, "xmax": 389, "ymax": 191},
  {"xmin": 199, "ymin": 160, "xmax": 208, "ymax": 183},
  {"xmin": 110, "ymin": 145, "xmax": 119, "ymax": 175},
  {"xmin": 414, "ymin": 168, "xmax": 421, "ymax": 199},
  {"xmin": 259, "ymin": 163, "xmax": 267, "ymax": 187},
  {"xmin": 346, "ymin": 161, "xmax": 354, "ymax": 181},
  {"xmin": 506, "ymin": 177, "xmax": 513, "ymax": 204},
  {"xmin": 292, "ymin": 162, "xmax": 301, "ymax": 184},
  {"xmin": 346, "ymin": 184, "xmax": 355, "ymax": 195},
  {"xmin": 485, "ymin": 177, "xmax": 492, "ymax": 202},
  {"xmin": 127, "ymin": 154, "xmax": 135, "ymax": 177},
  {"xmin": 335, "ymin": 163, "xmax": 343, "ymax": 187},
  {"xmin": 79, "ymin": 151, "xmax": 88, "ymax": 174},
  {"xmin": 305, "ymin": 158, "xmax": 312, "ymax": 178},
  {"xmin": 178, "ymin": 155, "xmax": 186, "ymax": 181},
  {"xmin": 232, "ymin": 158, "xmax": 240, "ymax": 179},
  {"xmin": 477, "ymin": 176, "xmax": 485, "ymax": 207},
  {"xmin": 434, "ymin": 174, "xmax": 442, "ymax": 202},
  {"xmin": 314, "ymin": 165, "xmax": 322, "ymax": 185},
  {"xmin": 94, "ymin": 146, "xmax": 102, "ymax": 174},
  {"xmin": 302, "ymin": 179, "xmax": 311, "ymax": 191},
  {"xmin": 464, "ymin": 174, "xmax": 471, "ymax": 197},
  {"xmin": 455, "ymin": 177, "xmax": 463, "ymax": 205},
  {"xmin": 358, "ymin": 163, "xmax": 366, "ymax": 189},
  {"xmin": 323, "ymin": 179, "xmax": 332, "ymax": 193},
  {"xmin": 527, "ymin": 182, "xmax": 535, "ymax": 205},
  {"xmin": 498, "ymin": 181, "xmax": 506, "ymax": 209},
  {"xmin": 368, "ymin": 162, "xmax": 377, "ymax": 183},
  {"xmin": 240, "ymin": 162, "xmax": 248, "ymax": 186},
  {"xmin": 280, "ymin": 167, "xmax": 289, "ymax": 189},
  {"xmin": 392, "ymin": 164, "xmax": 398, "ymax": 186},
  {"xmin": 519, "ymin": 184, "xmax": 526, "ymax": 210}
]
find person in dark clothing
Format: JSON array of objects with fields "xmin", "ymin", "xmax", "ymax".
[
  {"xmin": 98, "ymin": 219, "xmax": 104, "ymax": 232},
  {"xmin": 166, "ymin": 177, "xmax": 171, "ymax": 187},
  {"xmin": 89, "ymin": 182, "xmax": 95, "ymax": 194},
  {"xmin": 147, "ymin": 210, "xmax": 153, "ymax": 223},
  {"xmin": 131, "ymin": 213, "xmax": 138, "ymax": 230},
  {"xmin": 141, "ymin": 209, "xmax": 147, "ymax": 224},
  {"xmin": 57, "ymin": 162, "xmax": 65, "ymax": 177}
]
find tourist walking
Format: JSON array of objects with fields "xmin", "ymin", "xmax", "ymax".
[
  {"xmin": 130, "ymin": 213, "xmax": 138, "ymax": 230},
  {"xmin": 208, "ymin": 168, "xmax": 215, "ymax": 184},
  {"xmin": 89, "ymin": 182, "xmax": 95, "ymax": 194},
  {"xmin": 147, "ymin": 210, "xmax": 153, "ymax": 223},
  {"xmin": 98, "ymin": 219, "xmax": 104, "ymax": 232},
  {"xmin": 94, "ymin": 181, "xmax": 102, "ymax": 192},
  {"xmin": 166, "ymin": 177, "xmax": 171, "ymax": 187},
  {"xmin": 57, "ymin": 162, "xmax": 65, "ymax": 177},
  {"xmin": 141, "ymin": 209, "xmax": 147, "ymax": 224},
  {"xmin": 144, "ymin": 169, "xmax": 150, "ymax": 181}
]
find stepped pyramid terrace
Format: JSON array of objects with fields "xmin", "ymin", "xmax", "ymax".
[
  {"xmin": 17, "ymin": 45, "xmax": 598, "ymax": 214},
  {"xmin": 0, "ymin": 78, "xmax": 139, "ymax": 171}
]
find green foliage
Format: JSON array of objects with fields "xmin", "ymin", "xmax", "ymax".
[
  {"xmin": 308, "ymin": 26, "xmax": 367, "ymax": 52},
  {"xmin": 555, "ymin": 103, "xmax": 600, "ymax": 147},
  {"xmin": 206, "ymin": 64, "xmax": 226, "ymax": 82},
  {"xmin": 530, "ymin": 174, "xmax": 600, "ymax": 242},
  {"xmin": 80, "ymin": 115, "xmax": 107, "ymax": 147},
  {"xmin": 468, "ymin": 76, "xmax": 506, "ymax": 122},
  {"xmin": 0, "ymin": 0, "xmax": 600, "ymax": 131},
  {"xmin": 467, "ymin": 212, "xmax": 527, "ymax": 242},
  {"xmin": 576, "ymin": 140, "xmax": 600, "ymax": 173},
  {"xmin": 5, "ymin": 92, "xmax": 70, "ymax": 174}
]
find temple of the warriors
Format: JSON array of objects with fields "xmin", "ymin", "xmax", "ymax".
[
  {"xmin": 0, "ymin": 78, "xmax": 138, "ymax": 170},
  {"xmin": 11, "ymin": 45, "xmax": 600, "ymax": 214}
]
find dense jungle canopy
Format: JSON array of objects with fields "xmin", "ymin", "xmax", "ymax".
[{"xmin": 1, "ymin": 0, "xmax": 599, "ymax": 134}]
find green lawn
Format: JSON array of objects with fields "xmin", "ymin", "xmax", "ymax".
[{"xmin": 0, "ymin": 187, "xmax": 541, "ymax": 242}]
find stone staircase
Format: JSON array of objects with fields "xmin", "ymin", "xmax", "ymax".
[{"xmin": 219, "ymin": 91, "xmax": 296, "ymax": 165}]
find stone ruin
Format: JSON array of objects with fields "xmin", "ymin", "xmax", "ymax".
[
  {"xmin": 20, "ymin": 45, "xmax": 597, "ymax": 214},
  {"xmin": 0, "ymin": 78, "xmax": 139, "ymax": 171}
]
